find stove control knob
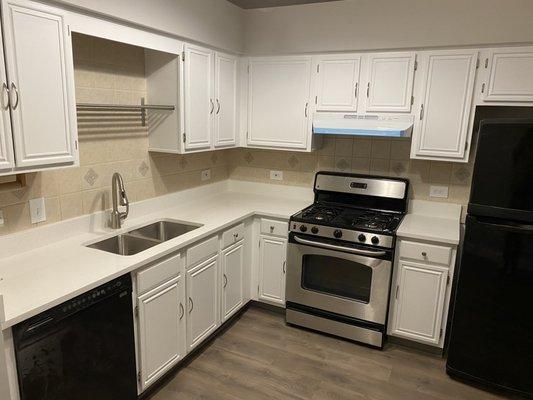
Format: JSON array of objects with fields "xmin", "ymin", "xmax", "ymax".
[
  {"xmin": 333, "ymin": 229, "xmax": 343, "ymax": 239},
  {"xmin": 311, "ymin": 226, "xmax": 319, "ymax": 234},
  {"xmin": 371, "ymin": 236, "xmax": 380, "ymax": 245},
  {"xmin": 358, "ymin": 234, "xmax": 366, "ymax": 242},
  {"xmin": 299, "ymin": 225, "xmax": 307, "ymax": 232}
]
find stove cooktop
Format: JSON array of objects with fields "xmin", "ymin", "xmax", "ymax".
[{"xmin": 292, "ymin": 203, "xmax": 404, "ymax": 234}]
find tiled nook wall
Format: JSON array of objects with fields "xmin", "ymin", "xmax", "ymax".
[
  {"xmin": 228, "ymin": 136, "xmax": 473, "ymax": 207},
  {"xmin": 0, "ymin": 34, "xmax": 229, "ymax": 236}
]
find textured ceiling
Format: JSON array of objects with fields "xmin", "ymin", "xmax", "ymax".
[{"xmin": 227, "ymin": 0, "xmax": 341, "ymax": 9}]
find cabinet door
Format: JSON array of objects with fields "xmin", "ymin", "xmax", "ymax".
[
  {"xmin": 2, "ymin": 0, "xmax": 76, "ymax": 168},
  {"xmin": 316, "ymin": 55, "xmax": 361, "ymax": 112},
  {"xmin": 138, "ymin": 275, "xmax": 185, "ymax": 390},
  {"xmin": 221, "ymin": 241, "xmax": 244, "ymax": 321},
  {"xmin": 248, "ymin": 57, "xmax": 311, "ymax": 150},
  {"xmin": 365, "ymin": 52, "xmax": 415, "ymax": 112},
  {"xmin": 484, "ymin": 47, "xmax": 533, "ymax": 102},
  {"xmin": 0, "ymin": 33, "xmax": 14, "ymax": 173},
  {"xmin": 391, "ymin": 260, "xmax": 448, "ymax": 346},
  {"xmin": 186, "ymin": 255, "xmax": 219, "ymax": 351},
  {"xmin": 258, "ymin": 235, "xmax": 287, "ymax": 305},
  {"xmin": 412, "ymin": 50, "xmax": 477, "ymax": 160},
  {"xmin": 183, "ymin": 44, "xmax": 214, "ymax": 151},
  {"xmin": 214, "ymin": 52, "xmax": 237, "ymax": 148}
]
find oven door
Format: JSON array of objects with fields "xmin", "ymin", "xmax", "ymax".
[{"xmin": 287, "ymin": 234, "xmax": 392, "ymax": 325}]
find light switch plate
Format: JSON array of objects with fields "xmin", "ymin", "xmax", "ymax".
[
  {"xmin": 29, "ymin": 197, "xmax": 46, "ymax": 224},
  {"xmin": 270, "ymin": 170, "xmax": 283, "ymax": 181},
  {"xmin": 429, "ymin": 185, "xmax": 449, "ymax": 199},
  {"xmin": 201, "ymin": 169, "xmax": 211, "ymax": 181}
]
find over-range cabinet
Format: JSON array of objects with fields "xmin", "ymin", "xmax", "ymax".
[{"xmin": 447, "ymin": 117, "xmax": 533, "ymax": 398}]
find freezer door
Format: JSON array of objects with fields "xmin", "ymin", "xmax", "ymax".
[
  {"xmin": 447, "ymin": 215, "xmax": 533, "ymax": 397},
  {"xmin": 469, "ymin": 119, "xmax": 533, "ymax": 222}
]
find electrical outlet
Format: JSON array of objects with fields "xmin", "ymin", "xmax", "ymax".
[
  {"xmin": 201, "ymin": 169, "xmax": 211, "ymax": 181},
  {"xmin": 270, "ymin": 170, "xmax": 283, "ymax": 181},
  {"xmin": 29, "ymin": 197, "xmax": 46, "ymax": 224},
  {"xmin": 429, "ymin": 185, "xmax": 449, "ymax": 199},
  {"xmin": 0, "ymin": 210, "xmax": 4, "ymax": 227}
]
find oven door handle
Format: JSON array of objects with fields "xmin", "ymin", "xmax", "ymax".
[{"xmin": 293, "ymin": 235, "xmax": 387, "ymax": 257}]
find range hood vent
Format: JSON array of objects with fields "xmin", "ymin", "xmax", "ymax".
[{"xmin": 313, "ymin": 113, "xmax": 414, "ymax": 138}]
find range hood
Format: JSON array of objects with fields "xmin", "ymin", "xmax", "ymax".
[{"xmin": 313, "ymin": 113, "xmax": 414, "ymax": 138}]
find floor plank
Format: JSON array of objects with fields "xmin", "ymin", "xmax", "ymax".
[{"xmin": 149, "ymin": 305, "xmax": 516, "ymax": 400}]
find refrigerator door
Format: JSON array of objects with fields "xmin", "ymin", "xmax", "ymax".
[
  {"xmin": 447, "ymin": 215, "xmax": 533, "ymax": 397},
  {"xmin": 469, "ymin": 119, "xmax": 533, "ymax": 222}
]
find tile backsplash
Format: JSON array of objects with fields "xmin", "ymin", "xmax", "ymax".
[
  {"xmin": 0, "ymin": 34, "xmax": 230, "ymax": 236},
  {"xmin": 227, "ymin": 136, "xmax": 474, "ymax": 207}
]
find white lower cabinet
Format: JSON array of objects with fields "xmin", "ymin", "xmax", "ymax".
[
  {"xmin": 137, "ymin": 276, "xmax": 185, "ymax": 390},
  {"xmin": 186, "ymin": 255, "xmax": 219, "ymax": 351},
  {"xmin": 258, "ymin": 235, "xmax": 287, "ymax": 306},
  {"xmin": 221, "ymin": 240, "xmax": 245, "ymax": 321}
]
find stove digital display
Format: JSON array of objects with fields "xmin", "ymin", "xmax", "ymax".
[{"xmin": 350, "ymin": 182, "xmax": 368, "ymax": 189}]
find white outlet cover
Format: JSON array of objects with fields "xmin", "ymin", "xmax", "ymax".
[
  {"xmin": 429, "ymin": 185, "xmax": 449, "ymax": 199},
  {"xmin": 270, "ymin": 170, "xmax": 283, "ymax": 181},
  {"xmin": 201, "ymin": 169, "xmax": 211, "ymax": 181},
  {"xmin": 29, "ymin": 197, "xmax": 46, "ymax": 224}
]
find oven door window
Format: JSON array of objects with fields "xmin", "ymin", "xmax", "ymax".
[{"xmin": 301, "ymin": 254, "xmax": 372, "ymax": 303}]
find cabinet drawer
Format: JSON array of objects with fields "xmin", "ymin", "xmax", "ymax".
[
  {"xmin": 222, "ymin": 222, "xmax": 245, "ymax": 249},
  {"xmin": 399, "ymin": 240, "xmax": 452, "ymax": 265},
  {"xmin": 260, "ymin": 218, "xmax": 288, "ymax": 237},
  {"xmin": 186, "ymin": 236, "xmax": 219, "ymax": 268},
  {"xmin": 137, "ymin": 253, "xmax": 181, "ymax": 294}
]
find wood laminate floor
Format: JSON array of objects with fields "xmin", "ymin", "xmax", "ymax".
[{"xmin": 150, "ymin": 305, "xmax": 514, "ymax": 400}]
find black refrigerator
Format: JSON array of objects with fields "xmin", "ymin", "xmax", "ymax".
[{"xmin": 446, "ymin": 119, "xmax": 533, "ymax": 398}]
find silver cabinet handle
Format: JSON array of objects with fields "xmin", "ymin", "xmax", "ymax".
[
  {"xmin": 354, "ymin": 82, "xmax": 358, "ymax": 99},
  {"xmin": 419, "ymin": 104, "xmax": 424, "ymax": 120},
  {"xmin": 188, "ymin": 297, "xmax": 194, "ymax": 313},
  {"xmin": 395, "ymin": 285, "xmax": 400, "ymax": 300},
  {"xmin": 216, "ymin": 99, "xmax": 220, "ymax": 114},
  {"xmin": 283, "ymin": 261, "xmax": 286, "ymax": 274},
  {"xmin": 223, "ymin": 274, "xmax": 228, "ymax": 288},
  {"xmin": 304, "ymin": 102, "xmax": 308, "ymax": 117},
  {"xmin": 210, "ymin": 99, "xmax": 214, "ymax": 114},
  {"xmin": 10, "ymin": 83, "xmax": 19, "ymax": 110},
  {"xmin": 270, "ymin": 226, "xmax": 275, "ymax": 233},
  {"xmin": 421, "ymin": 251, "xmax": 427, "ymax": 257},
  {"xmin": 233, "ymin": 232, "xmax": 239, "ymax": 239},
  {"xmin": 1, "ymin": 83, "xmax": 9, "ymax": 110},
  {"xmin": 366, "ymin": 82, "xmax": 370, "ymax": 98},
  {"xmin": 293, "ymin": 235, "xmax": 387, "ymax": 256},
  {"xmin": 179, "ymin": 302, "xmax": 184, "ymax": 320}
]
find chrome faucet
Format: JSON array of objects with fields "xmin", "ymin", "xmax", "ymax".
[{"xmin": 110, "ymin": 172, "xmax": 129, "ymax": 229}]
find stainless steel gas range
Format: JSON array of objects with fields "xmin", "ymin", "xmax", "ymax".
[{"xmin": 286, "ymin": 171, "xmax": 409, "ymax": 348}]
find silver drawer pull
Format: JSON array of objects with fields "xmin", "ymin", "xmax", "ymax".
[
  {"xmin": 10, "ymin": 83, "xmax": 19, "ymax": 110},
  {"xmin": 283, "ymin": 261, "xmax": 286, "ymax": 274},
  {"xmin": 223, "ymin": 274, "xmax": 228, "ymax": 288},
  {"xmin": 179, "ymin": 302, "xmax": 184, "ymax": 320},
  {"xmin": 293, "ymin": 235, "xmax": 386, "ymax": 257},
  {"xmin": 270, "ymin": 226, "xmax": 274, "ymax": 232},
  {"xmin": 421, "ymin": 251, "xmax": 427, "ymax": 257},
  {"xmin": 1, "ymin": 83, "xmax": 9, "ymax": 110},
  {"xmin": 188, "ymin": 297, "xmax": 194, "ymax": 313}
]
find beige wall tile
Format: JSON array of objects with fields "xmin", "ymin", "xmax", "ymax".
[
  {"xmin": 351, "ymin": 157, "xmax": 370, "ymax": 173},
  {"xmin": 390, "ymin": 139, "xmax": 412, "ymax": 160},
  {"xmin": 353, "ymin": 138, "xmax": 372, "ymax": 158},
  {"xmin": 371, "ymin": 138, "xmax": 391, "ymax": 159},
  {"xmin": 370, "ymin": 158, "xmax": 390, "ymax": 174},
  {"xmin": 429, "ymin": 161, "xmax": 452, "ymax": 184},
  {"xmin": 60, "ymin": 193, "xmax": 83, "ymax": 220},
  {"xmin": 334, "ymin": 137, "xmax": 353, "ymax": 157}
]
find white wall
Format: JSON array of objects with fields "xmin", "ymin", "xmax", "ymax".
[
  {"xmin": 244, "ymin": 0, "xmax": 533, "ymax": 54},
  {"xmin": 54, "ymin": 0, "xmax": 245, "ymax": 53}
]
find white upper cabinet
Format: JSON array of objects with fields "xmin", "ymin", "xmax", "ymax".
[
  {"xmin": 391, "ymin": 260, "xmax": 448, "ymax": 346},
  {"xmin": 248, "ymin": 57, "xmax": 312, "ymax": 150},
  {"xmin": 214, "ymin": 52, "xmax": 237, "ymax": 147},
  {"xmin": 0, "ymin": 33, "xmax": 14, "ymax": 173},
  {"xmin": 364, "ymin": 52, "xmax": 416, "ymax": 112},
  {"xmin": 483, "ymin": 47, "xmax": 533, "ymax": 102},
  {"xmin": 411, "ymin": 50, "xmax": 478, "ymax": 161},
  {"xmin": 315, "ymin": 55, "xmax": 361, "ymax": 112},
  {"xmin": 183, "ymin": 44, "xmax": 214, "ymax": 151},
  {"xmin": 1, "ymin": 0, "xmax": 77, "ymax": 169}
]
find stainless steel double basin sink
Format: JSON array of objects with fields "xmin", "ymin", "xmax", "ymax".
[{"xmin": 87, "ymin": 220, "xmax": 202, "ymax": 256}]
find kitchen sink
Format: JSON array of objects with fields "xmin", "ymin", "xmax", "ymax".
[
  {"xmin": 128, "ymin": 220, "xmax": 202, "ymax": 242},
  {"xmin": 87, "ymin": 234, "xmax": 160, "ymax": 256},
  {"xmin": 87, "ymin": 220, "xmax": 203, "ymax": 256}
]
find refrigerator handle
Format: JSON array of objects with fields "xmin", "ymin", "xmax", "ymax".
[{"xmin": 471, "ymin": 216, "xmax": 533, "ymax": 233}]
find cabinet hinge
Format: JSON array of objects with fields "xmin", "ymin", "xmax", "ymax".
[
  {"xmin": 316, "ymin": 64, "xmax": 320, "ymax": 73},
  {"xmin": 440, "ymin": 328, "xmax": 443, "ymax": 339},
  {"xmin": 446, "ymin": 275, "xmax": 451, "ymax": 286},
  {"xmin": 134, "ymin": 306, "xmax": 139, "ymax": 318},
  {"xmin": 484, "ymin": 58, "xmax": 489, "ymax": 69},
  {"xmin": 183, "ymin": 133, "xmax": 186, "ymax": 143},
  {"xmin": 414, "ymin": 60, "xmax": 418, "ymax": 71},
  {"xmin": 411, "ymin": 95, "xmax": 414, "ymax": 106},
  {"xmin": 315, "ymin": 95, "xmax": 318, "ymax": 105},
  {"xmin": 476, "ymin": 58, "xmax": 480, "ymax": 69},
  {"xmin": 257, "ymin": 284, "xmax": 260, "ymax": 294},
  {"xmin": 465, "ymin": 141, "xmax": 469, "ymax": 152},
  {"xmin": 75, "ymin": 140, "xmax": 78, "ymax": 150},
  {"xmin": 258, "ymin": 240, "xmax": 261, "ymax": 247},
  {"xmin": 182, "ymin": 52, "xmax": 185, "ymax": 62},
  {"xmin": 137, "ymin": 372, "xmax": 141, "ymax": 383},
  {"xmin": 67, "ymin": 25, "xmax": 71, "ymax": 36},
  {"xmin": 247, "ymin": 65, "xmax": 250, "ymax": 74}
]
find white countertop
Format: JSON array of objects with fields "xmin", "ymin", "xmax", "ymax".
[
  {"xmin": 397, "ymin": 200, "xmax": 462, "ymax": 245},
  {"xmin": 0, "ymin": 181, "xmax": 312, "ymax": 329}
]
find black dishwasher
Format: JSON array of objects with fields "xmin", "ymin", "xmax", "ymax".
[{"xmin": 13, "ymin": 274, "xmax": 138, "ymax": 400}]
